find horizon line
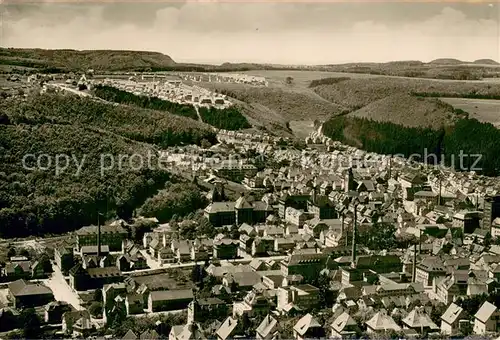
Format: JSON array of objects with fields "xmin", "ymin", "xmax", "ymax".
[
  {"xmin": 2, "ymin": 46, "xmax": 498, "ymax": 66},
  {"xmin": 3, "ymin": 0, "xmax": 499, "ymax": 3}
]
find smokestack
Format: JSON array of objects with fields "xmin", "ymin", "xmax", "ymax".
[
  {"xmin": 388, "ymin": 157, "xmax": 392, "ymax": 179},
  {"xmin": 412, "ymin": 243, "xmax": 417, "ymax": 283},
  {"xmin": 97, "ymin": 213, "xmax": 102, "ymax": 258},
  {"xmin": 351, "ymin": 203, "xmax": 357, "ymax": 268},
  {"xmin": 438, "ymin": 176, "xmax": 442, "ymax": 206}
]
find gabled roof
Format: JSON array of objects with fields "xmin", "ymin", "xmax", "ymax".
[
  {"xmin": 293, "ymin": 313, "xmax": 321, "ymax": 336},
  {"xmin": 216, "ymin": 317, "xmax": 238, "ymax": 340},
  {"xmin": 8, "ymin": 279, "xmax": 53, "ymax": 297},
  {"xmin": 475, "ymin": 301, "xmax": 498, "ymax": 323},
  {"xmin": 441, "ymin": 303, "xmax": 466, "ymax": 325},
  {"xmin": 122, "ymin": 329, "xmax": 138, "ymax": 340},
  {"xmin": 403, "ymin": 307, "xmax": 439, "ymax": 329},
  {"xmin": 235, "ymin": 195, "xmax": 252, "ymax": 209},
  {"xmin": 366, "ymin": 310, "xmax": 401, "ymax": 332},
  {"xmin": 256, "ymin": 315, "xmax": 278, "ymax": 338},
  {"xmin": 331, "ymin": 312, "xmax": 357, "ymax": 332}
]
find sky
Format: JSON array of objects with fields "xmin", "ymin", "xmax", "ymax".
[{"xmin": 1, "ymin": 1, "xmax": 499, "ymax": 65}]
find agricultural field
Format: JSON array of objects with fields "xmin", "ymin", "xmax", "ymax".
[{"xmin": 440, "ymin": 97, "xmax": 500, "ymax": 127}]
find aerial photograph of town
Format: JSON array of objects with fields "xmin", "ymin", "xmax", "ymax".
[{"xmin": 0, "ymin": 0, "xmax": 499, "ymax": 339}]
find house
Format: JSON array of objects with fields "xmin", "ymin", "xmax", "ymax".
[
  {"xmin": 188, "ymin": 297, "xmax": 228, "ymax": 324},
  {"xmin": 216, "ymin": 316, "xmax": 241, "ymax": 340},
  {"xmin": 223, "ymin": 271, "xmax": 262, "ymax": 290},
  {"xmin": 147, "ymin": 289, "xmax": 194, "ymax": 313},
  {"xmin": 441, "ymin": 303, "xmax": 468, "ymax": 335},
  {"xmin": 2, "ymin": 260, "xmax": 45, "ymax": 280},
  {"xmin": 256, "ymin": 314, "xmax": 279, "ymax": 340},
  {"xmin": 8, "ymin": 279, "xmax": 54, "ymax": 308},
  {"xmin": 69, "ymin": 265, "xmax": 123, "ymax": 291},
  {"xmin": 55, "ymin": 246, "xmax": 75, "ymax": 275},
  {"xmin": 280, "ymin": 253, "xmax": 329, "ymax": 282},
  {"xmin": 44, "ymin": 301, "xmax": 73, "ymax": 324},
  {"xmin": 474, "ymin": 301, "xmax": 500, "ymax": 334},
  {"xmin": 277, "ymin": 284, "xmax": 320, "ymax": 312},
  {"xmin": 415, "ymin": 257, "xmax": 446, "ymax": 287},
  {"xmin": 62, "ymin": 310, "xmax": 92, "ymax": 335},
  {"xmin": 76, "ymin": 223, "xmax": 128, "ymax": 251},
  {"xmin": 330, "ymin": 312, "xmax": 358, "ymax": 338},
  {"xmin": 213, "ymin": 239, "xmax": 239, "ymax": 259},
  {"xmin": 402, "ymin": 307, "xmax": 439, "ymax": 333},
  {"xmin": 366, "ymin": 310, "xmax": 401, "ymax": 334},
  {"xmin": 169, "ymin": 322, "xmax": 206, "ymax": 340},
  {"xmin": 293, "ymin": 313, "xmax": 324, "ymax": 340}
]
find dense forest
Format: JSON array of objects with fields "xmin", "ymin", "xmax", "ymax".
[
  {"xmin": 93, "ymin": 85, "xmax": 199, "ymax": 120},
  {"xmin": 138, "ymin": 183, "xmax": 207, "ymax": 223},
  {"xmin": 0, "ymin": 123, "xmax": 170, "ymax": 238},
  {"xmin": 308, "ymin": 77, "xmax": 351, "ymax": 88},
  {"xmin": 322, "ymin": 115, "xmax": 500, "ymax": 176},
  {"xmin": 412, "ymin": 91, "xmax": 500, "ymax": 100},
  {"xmin": 0, "ymin": 94, "xmax": 219, "ymax": 238},
  {"xmin": 198, "ymin": 106, "xmax": 251, "ymax": 130},
  {"xmin": 3, "ymin": 94, "xmax": 217, "ymax": 148}
]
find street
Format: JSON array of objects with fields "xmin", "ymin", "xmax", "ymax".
[{"xmin": 44, "ymin": 263, "xmax": 83, "ymax": 311}]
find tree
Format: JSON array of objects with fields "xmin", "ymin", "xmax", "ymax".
[
  {"xmin": 285, "ymin": 76, "xmax": 294, "ymax": 85},
  {"xmin": 78, "ymin": 84, "xmax": 88, "ymax": 91},
  {"xmin": 0, "ymin": 113, "xmax": 10, "ymax": 125},
  {"xmin": 21, "ymin": 308, "xmax": 41, "ymax": 339},
  {"xmin": 200, "ymin": 139, "xmax": 212, "ymax": 149},
  {"xmin": 40, "ymin": 254, "xmax": 53, "ymax": 274},
  {"xmin": 7, "ymin": 247, "xmax": 16, "ymax": 259},
  {"xmin": 230, "ymin": 224, "xmax": 240, "ymax": 240}
]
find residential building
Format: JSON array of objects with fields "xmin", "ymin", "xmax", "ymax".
[
  {"xmin": 76, "ymin": 224, "xmax": 128, "ymax": 251},
  {"xmin": 474, "ymin": 301, "xmax": 500, "ymax": 334},
  {"xmin": 8, "ymin": 279, "xmax": 54, "ymax": 309},
  {"xmin": 441, "ymin": 303, "xmax": 468, "ymax": 335},
  {"xmin": 293, "ymin": 313, "xmax": 324, "ymax": 340},
  {"xmin": 147, "ymin": 289, "xmax": 194, "ymax": 313}
]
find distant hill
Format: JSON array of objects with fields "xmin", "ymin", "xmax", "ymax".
[
  {"xmin": 349, "ymin": 94, "xmax": 456, "ymax": 129},
  {"xmin": 473, "ymin": 59, "xmax": 500, "ymax": 65},
  {"xmin": 428, "ymin": 58, "xmax": 464, "ymax": 65},
  {"xmin": 312, "ymin": 76, "xmax": 500, "ymax": 111},
  {"xmin": 0, "ymin": 47, "xmax": 176, "ymax": 72}
]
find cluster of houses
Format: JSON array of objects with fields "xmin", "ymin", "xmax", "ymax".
[
  {"xmin": 94, "ymin": 77, "xmax": 231, "ymax": 108},
  {"xmin": 174, "ymin": 72, "xmax": 268, "ymax": 86}
]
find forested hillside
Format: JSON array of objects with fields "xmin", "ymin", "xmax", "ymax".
[
  {"xmin": 4, "ymin": 94, "xmax": 217, "ymax": 147},
  {"xmin": 93, "ymin": 85, "xmax": 199, "ymax": 120},
  {"xmin": 0, "ymin": 94, "xmax": 219, "ymax": 238},
  {"xmin": 0, "ymin": 123, "xmax": 169, "ymax": 237},
  {"xmin": 198, "ymin": 106, "xmax": 251, "ymax": 130},
  {"xmin": 322, "ymin": 115, "xmax": 500, "ymax": 176}
]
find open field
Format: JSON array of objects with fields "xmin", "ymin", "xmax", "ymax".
[
  {"xmin": 440, "ymin": 98, "xmax": 500, "ymax": 127},
  {"xmin": 240, "ymin": 69, "xmax": 500, "ymax": 88},
  {"xmin": 289, "ymin": 120, "xmax": 316, "ymax": 139}
]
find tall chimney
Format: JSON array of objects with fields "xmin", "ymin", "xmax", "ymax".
[
  {"xmin": 412, "ymin": 243, "xmax": 417, "ymax": 283},
  {"xmin": 97, "ymin": 213, "xmax": 102, "ymax": 258},
  {"xmin": 438, "ymin": 176, "xmax": 442, "ymax": 206},
  {"xmin": 351, "ymin": 204, "xmax": 357, "ymax": 268},
  {"xmin": 388, "ymin": 156, "xmax": 392, "ymax": 179}
]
